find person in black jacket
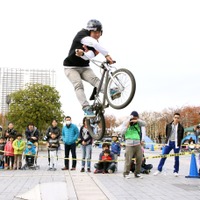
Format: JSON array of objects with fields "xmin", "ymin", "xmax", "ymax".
[
  {"xmin": 63, "ymin": 19, "xmax": 119, "ymax": 118},
  {"xmin": 44, "ymin": 119, "xmax": 61, "ymax": 141},
  {"xmin": 44, "ymin": 119, "xmax": 61, "ymax": 166},
  {"xmin": 4, "ymin": 122, "xmax": 17, "ymax": 140},
  {"xmin": 154, "ymin": 113, "xmax": 184, "ymax": 177},
  {"xmin": 25, "ymin": 123, "xmax": 39, "ymax": 148}
]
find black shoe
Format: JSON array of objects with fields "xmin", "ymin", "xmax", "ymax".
[
  {"xmin": 62, "ymin": 167, "xmax": 69, "ymax": 170},
  {"xmin": 87, "ymin": 168, "xmax": 91, "ymax": 172},
  {"xmin": 80, "ymin": 168, "xmax": 85, "ymax": 172}
]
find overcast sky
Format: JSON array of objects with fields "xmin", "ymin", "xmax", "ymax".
[{"xmin": 1, "ymin": 0, "xmax": 200, "ymax": 124}]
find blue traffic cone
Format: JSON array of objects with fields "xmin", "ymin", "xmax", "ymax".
[
  {"xmin": 162, "ymin": 146, "xmax": 165, "ymax": 155},
  {"xmin": 185, "ymin": 153, "xmax": 200, "ymax": 178},
  {"xmin": 150, "ymin": 144, "xmax": 154, "ymax": 151}
]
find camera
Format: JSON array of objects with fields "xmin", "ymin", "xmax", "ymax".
[{"xmin": 130, "ymin": 122, "xmax": 134, "ymax": 126}]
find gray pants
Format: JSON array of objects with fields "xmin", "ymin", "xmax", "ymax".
[
  {"xmin": 64, "ymin": 67, "xmax": 101, "ymax": 108},
  {"xmin": 124, "ymin": 145, "xmax": 143, "ymax": 175}
]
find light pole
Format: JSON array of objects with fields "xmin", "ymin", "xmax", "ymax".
[
  {"xmin": 5, "ymin": 95, "xmax": 11, "ymax": 126},
  {"xmin": 6, "ymin": 94, "xmax": 11, "ymax": 112}
]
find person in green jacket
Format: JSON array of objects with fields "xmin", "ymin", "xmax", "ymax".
[
  {"xmin": 12, "ymin": 133, "xmax": 26, "ymax": 170},
  {"xmin": 123, "ymin": 111, "xmax": 146, "ymax": 179}
]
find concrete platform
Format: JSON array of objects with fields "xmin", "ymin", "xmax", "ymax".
[{"xmin": 0, "ymin": 146, "xmax": 199, "ymax": 200}]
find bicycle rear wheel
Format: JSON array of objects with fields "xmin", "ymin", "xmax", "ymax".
[
  {"xmin": 106, "ymin": 68, "xmax": 136, "ymax": 109},
  {"xmin": 86, "ymin": 112, "xmax": 105, "ymax": 140}
]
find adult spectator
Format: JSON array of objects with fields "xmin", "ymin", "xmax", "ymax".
[
  {"xmin": 4, "ymin": 122, "xmax": 17, "ymax": 140},
  {"xmin": 25, "ymin": 123, "xmax": 40, "ymax": 148},
  {"xmin": 123, "ymin": 111, "xmax": 146, "ymax": 179},
  {"xmin": 44, "ymin": 119, "xmax": 61, "ymax": 141},
  {"xmin": 62, "ymin": 116, "xmax": 79, "ymax": 170},
  {"xmin": 193, "ymin": 125, "xmax": 200, "ymax": 144},
  {"xmin": 79, "ymin": 117, "xmax": 93, "ymax": 172},
  {"xmin": 154, "ymin": 113, "xmax": 184, "ymax": 177},
  {"xmin": 44, "ymin": 119, "xmax": 61, "ymax": 166}
]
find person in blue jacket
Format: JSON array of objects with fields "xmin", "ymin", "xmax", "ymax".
[
  {"xmin": 62, "ymin": 116, "xmax": 79, "ymax": 170},
  {"xmin": 24, "ymin": 141, "xmax": 36, "ymax": 155},
  {"xmin": 111, "ymin": 132, "xmax": 121, "ymax": 169}
]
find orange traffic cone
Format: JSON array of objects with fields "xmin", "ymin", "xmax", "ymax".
[{"xmin": 185, "ymin": 153, "xmax": 200, "ymax": 178}]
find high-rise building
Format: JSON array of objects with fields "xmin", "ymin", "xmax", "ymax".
[{"xmin": 0, "ymin": 68, "xmax": 56, "ymax": 115}]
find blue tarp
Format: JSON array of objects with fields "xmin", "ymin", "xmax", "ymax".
[
  {"xmin": 181, "ymin": 134, "xmax": 196, "ymax": 144},
  {"xmin": 144, "ymin": 136, "xmax": 155, "ymax": 149}
]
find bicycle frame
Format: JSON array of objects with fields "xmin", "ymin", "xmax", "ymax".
[
  {"xmin": 89, "ymin": 59, "xmax": 115, "ymax": 112},
  {"xmin": 86, "ymin": 58, "xmax": 136, "ymax": 140}
]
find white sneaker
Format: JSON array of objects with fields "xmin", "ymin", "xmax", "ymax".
[
  {"xmin": 135, "ymin": 174, "xmax": 143, "ymax": 179},
  {"xmin": 123, "ymin": 172, "xmax": 131, "ymax": 179},
  {"xmin": 125, "ymin": 174, "xmax": 131, "ymax": 179},
  {"xmin": 173, "ymin": 172, "xmax": 179, "ymax": 177},
  {"xmin": 153, "ymin": 170, "xmax": 161, "ymax": 176},
  {"xmin": 108, "ymin": 169, "xmax": 113, "ymax": 174}
]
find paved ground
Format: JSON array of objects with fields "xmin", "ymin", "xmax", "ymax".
[{"xmin": 0, "ymin": 145, "xmax": 200, "ymax": 200}]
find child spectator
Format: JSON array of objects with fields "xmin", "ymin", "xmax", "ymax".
[
  {"xmin": 130, "ymin": 147, "xmax": 153, "ymax": 174},
  {"xmin": 12, "ymin": 133, "xmax": 26, "ymax": 170},
  {"xmin": 111, "ymin": 132, "xmax": 121, "ymax": 168},
  {"xmin": 94, "ymin": 143, "xmax": 116, "ymax": 174},
  {"xmin": 47, "ymin": 132, "xmax": 60, "ymax": 171},
  {"xmin": 4, "ymin": 135, "xmax": 15, "ymax": 170},
  {"xmin": 24, "ymin": 141, "xmax": 36, "ymax": 155},
  {"xmin": 0, "ymin": 137, "xmax": 5, "ymax": 169},
  {"xmin": 101, "ymin": 149, "xmax": 116, "ymax": 173},
  {"xmin": 22, "ymin": 141, "xmax": 36, "ymax": 169}
]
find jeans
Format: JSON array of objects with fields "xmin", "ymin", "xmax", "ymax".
[
  {"xmin": 5, "ymin": 156, "xmax": 14, "ymax": 168},
  {"xmin": 157, "ymin": 141, "xmax": 180, "ymax": 173},
  {"xmin": 94, "ymin": 162, "xmax": 116, "ymax": 172},
  {"xmin": 81, "ymin": 144, "xmax": 92, "ymax": 169},
  {"xmin": 64, "ymin": 143, "xmax": 76, "ymax": 169},
  {"xmin": 64, "ymin": 67, "xmax": 102, "ymax": 108}
]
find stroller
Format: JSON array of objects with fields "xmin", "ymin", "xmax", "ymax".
[{"xmin": 22, "ymin": 141, "xmax": 40, "ymax": 170}]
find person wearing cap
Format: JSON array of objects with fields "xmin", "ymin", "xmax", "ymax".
[
  {"xmin": 63, "ymin": 19, "xmax": 120, "ymax": 118},
  {"xmin": 123, "ymin": 111, "xmax": 146, "ymax": 179},
  {"xmin": 12, "ymin": 133, "xmax": 26, "ymax": 170}
]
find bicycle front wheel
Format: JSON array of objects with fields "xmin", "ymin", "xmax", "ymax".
[
  {"xmin": 106, "ymin": 68, "xmax": 136, "ymax": 109},
  {"xmin": 86, "ymin": 112, "xmax": 106, "ymax": 140}
]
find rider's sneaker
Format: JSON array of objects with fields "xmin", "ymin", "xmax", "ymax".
[
  {"xmin": 110, "ymin": 88, "xmax": 121, "ymax": 100},
  {"xmin": 83, "ymin": 106, "xmax": 95, "ymax": 118}
]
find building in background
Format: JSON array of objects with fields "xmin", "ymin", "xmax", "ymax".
[{"xmin": 0, "ymin": 68, "xmax": 56, "ymax": 115}]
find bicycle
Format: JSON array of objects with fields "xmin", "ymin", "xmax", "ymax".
[{"xmin": 86, "ymin": 59, "xmax": 136, "ymax": 140}]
